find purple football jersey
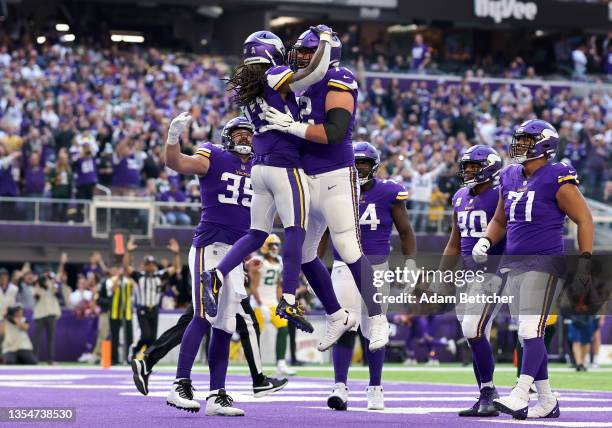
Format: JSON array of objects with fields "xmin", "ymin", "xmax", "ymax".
[
  {"xmin": 74, "ymin": 157, "xmax": 98, "ymax": 186},
  {"xmin": 112, "ymin": 153, "xmax": 140, "ymax": 187},
  {"xmin": 500, "ymin": 162, "xmax": 577, "ymax": 256},
  {"xmin": 299, "ymin": 66, "xmax": 358, "ymax": 175},
  {"xmin": 334, "ymin": 178, "xmax": 408, "ymax": 264},
  {"xmin": 243, "ymin": 65, "xmax": 302, "ymax": 167},
  {"xmin": 452, "ymin": 185, "xmax": 504, "ymax": 256},
  {"xmin": 192, "ymin": 142, "xmax": 252, "ymax": 248}
]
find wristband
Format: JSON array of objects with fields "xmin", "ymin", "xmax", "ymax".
[{"xmin": 288, "ymin": 122, "xmax": 309, "ymax": 139}]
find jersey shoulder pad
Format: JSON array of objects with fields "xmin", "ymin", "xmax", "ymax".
[
  {"xmin": 383, "ymin": 179, "xmax": 408, "ymax": 202},
  {"xmin": 498, "ymin": 164, "xmax": 519, "ymax": 186},
  {"xmin": 326, "ymin": 66, "xmax": 358, "ymax": 91},
  {"xmin": 265, "ymin": 65, "xmax": 294, "ymax": 91},
  {"xmin": 194, "ymin": 141, "xmax": 216, "ymax": 160},
  {"xmin": 551, "ymin": 161, "xmax": 579, "ymax": 186},
  {"xmin": 452, "ymin": 187, "xmax": 468, "ymax": 207}
]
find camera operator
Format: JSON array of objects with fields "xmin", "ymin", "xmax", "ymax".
[
  {"xmin": 2, "ymin": 304, "xmax": 37, "ymax": 365},
  {"xmin": 32, "ymin": 253, "xmax": 65, "ymax": 364}
]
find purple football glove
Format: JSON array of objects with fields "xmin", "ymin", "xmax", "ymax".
[{"xmin": 310, "ymin": 24, "xmax": 333, "ymax": 36}]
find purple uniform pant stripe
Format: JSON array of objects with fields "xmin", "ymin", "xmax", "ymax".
[
  {"xmin": 286, "ymin": 168, "xmax": 304, "ymax": 228},
  {"xmin": 475, "ymin": 273, "xmax": 508, "ymax": 338},
  {"xmin": 193, "ymin": 247, "xmax": 204, "ymax": 318},
  {"xmin": 349, "ymin": 167, "xmax": 362, "ymax": 250}
]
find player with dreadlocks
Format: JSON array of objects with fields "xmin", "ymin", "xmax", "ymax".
[{"xmin": 204, "ymin": 26, "xmax": 357, "ymax": 352}]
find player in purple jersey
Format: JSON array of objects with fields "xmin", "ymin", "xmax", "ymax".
[
  {"xmin": 434, "ymin": 145, "xmax": 504, "ymax": 417},
  {"xmin": 263, "ymin": 28, "xmax": 390, "ymax": 352},
  {"xmin": 204, "ymin": 28, "xmax": 354, "ymax": 347},
  {"xmin": 319, "ymin": 142, "xmax": 416, "ymax": 411},
  {"xmin": 472, "ymin": 119, "xmax": 593, "ymax": 420},
  {"xmin": 162, "ymin": 114, "xmax": 258, "ymax": 416}
]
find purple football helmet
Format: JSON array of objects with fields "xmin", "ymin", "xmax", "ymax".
[
  {"xmin": 510, "ymin": 119, "xmax": 559, "ymax": 164},
  {"xmin": 222, "ymin": 117, "xmax": 254, "ymax": 155},
  {"xmin": 243, "ymin": 31, "xmax": 286, "ymax": 66},
  {"xmin": 353, "ymin": 141, "xmax": 380, "ymax": 185},
  {"xmin": 458, "ymin": 145, "xmax": 502, "ymax": 188},
  {"xmin": 288, "ymin": 27, "xmax": 341, "ymax": 69}
]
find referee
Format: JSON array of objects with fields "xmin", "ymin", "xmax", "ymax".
[{"xmin": 124, "ymin": 237, "xmax": 181, "ymax": 359}]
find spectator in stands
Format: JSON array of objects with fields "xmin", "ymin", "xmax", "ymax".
[
  {"xmin": 14, "ymin": 264, "xmax": 36, "ymax": 310},
  {"xmin": 572, "ymin": 43, "xmax": 588, "ymax": 80},
  {"xmin": 22, "ymin": 152, "xmax": 45, "ymax": 198},
  {"xmin": 47, "ymin": 149, "xmax": 73, "ymax": 222},
  {"xmin": 2, "ymin": 304, "xmax": 37, "ymax": 365},
  {"xmin": 73, "ymin": 142, "xmax": 98, "ymax": 200},
  {"xmin": 0, "ymin": 144, "xmax": 20, "ymax": 202},
  {"xmin": 31, "ymin": 254, "xmax": 65, "ymax": 364},
  {"xmin": 112, "ymin": 136, "xmax": 142, "ymax": 196},
  {"xmin": 0, "ymin": 267, "xmax": 19, "ymax": 355},
  {"xmin": 411, "ymin": 34, "xmax": 430, "ymax": 73},
  {"xmin": 407, "ymin": 162, "xmax": 448, "ymax": 232},
  {"xmin": 82, "ymin": 251, "xmax": 107, "ymax": 281},
  {"xmin": 158, "ymin": 181, "xmax": 190, "ymax": 226}
]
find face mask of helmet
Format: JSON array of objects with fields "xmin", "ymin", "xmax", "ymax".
[
  {"xmin": 459, "ymin": 161, "xmax": 484, "ymax": 188},
  {"xmin": 289, "ymin": 47, "xmax": 315, "ymax": 69},
  {"xmin": 230, "ymin": 129, "xmax": 252, "ymax": 155},
  {"xmin": 510, "ymin": 135, "xmax": 535, "ymax": 164},
  {"xmin": 355, "ymin": 159, "xmax": 375, "ymax": 185}
]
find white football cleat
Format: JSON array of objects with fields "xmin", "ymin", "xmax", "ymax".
[
  {"xmin": 367, "ymin": 314, "xmax": 390, "ymax": 351},
  {"xmin": 366, "ymin": 386, "xmax": 384, "ymax": 410},
  {"xmin": 327, "ymin": 382, "xmax": 348, "ymax": 411},
  {"xmin": 317, "ymin": 309, "xmax": 356, "ymax": 352},
  {"xmin": 493, "ymin": 387, "xmax": 529, "ymax": 420},
  {"xmin": 167, "ymin": 379, "xmax": 200, "ymax": 413},
  {"xmin": 276, "ymin": 360, "xmax": 296, "ymax": 377},
  {"xmin": 205, "ymin": 389, "xmax": 244, "ymax": 416},
  {"xmin": 528, "ymin": 396, "xmax": 560, "ymax": 419}
]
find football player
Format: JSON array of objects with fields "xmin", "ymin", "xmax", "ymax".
[
  {"xmin": 435, "ymin": 145, "xmax": 504, "ymax": 417},
  {"xmin": 262, "ymin": 29, "xmax": 390, "ymax": 351},
  {"xmin": 162, "ymin": 115, "xmax": 262, "ymax": 416},
  {"xmin": 473, "ymin": 119, "xmax": 593, "ymax": 420},
  {"xmin": 249, "ymin": 234, "xmax": 295, "ymax": 376},
  {"xmin": 320, "ymin": 142, "xmax": 416, "ymax": 411},
  {"xmin": 203, "ymin": 28, "xmax": 356, "ymax": 351}
]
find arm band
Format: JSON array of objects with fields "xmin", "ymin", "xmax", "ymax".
[{"xmin": 323, "ymin": 108, "xmax": 351, "ymax": 145}]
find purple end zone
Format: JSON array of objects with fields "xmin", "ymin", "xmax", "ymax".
[{"xmin": 0, "ymin": 367, "xmax": 611, "ymax": 428}]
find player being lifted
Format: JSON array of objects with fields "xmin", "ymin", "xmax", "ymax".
[
  {"xmin": 472, "ymin": 120, "xmax": 593, "ymax": 420},
  {"xmin": 263, "ymin": 28, "xmax": 391, "ymax": 351},
  {"xmin": 162, "ymin": 115, "xmax": 262, "ymax": 416},
  {"xmin": 435, "ymin": 145, "xmax": 504, "ymax": 417},
  {"xmin": 249, "ymin": 234, "xmax": 295, "ymax": 377},
  {"xmin": 320, "ymin": 142, "xmax": 416, "ymax": 411},
  {"xmin": 203, "ymin": 27, "xmax": 355, "ymax": 351}
]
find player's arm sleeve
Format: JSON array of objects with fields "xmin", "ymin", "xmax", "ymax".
[
  {"xmin": 393, "ymin": 183, "xmax": 410, "ymax": 204},
  {"xmin": 554, "ymin": 163, "xmax": 579, "ymax": 192},
  {"xmin": 193, "ymin": 145, "xmax": 212, "ymax": 160},
  {"xmin": 266, "ymin": 66, "xmax": 295, "ymax": 92},
  {"xmin": 322, "ymin": 108, "xmax": 352, "ymax": 145}
]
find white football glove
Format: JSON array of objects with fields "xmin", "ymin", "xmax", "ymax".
[
  {"xmin": 167, "ymin": 112, "xmax": 191, "ymax": 145},
  {"xmin": 472, "ymin": 237, "xmax": 492, "ymax": 264},
  {"xmin": 261, "ymin": 106, "xmax": 308, "ymax": 138}
]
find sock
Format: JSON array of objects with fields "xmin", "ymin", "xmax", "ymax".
[
  {"xmin": 216, "ymin": 229, "xmax": 268, "ymax": 278},
  {"xmin": 535, "ymin": 348, "xmax": 548, "ymax": 381},
  {"xmin": 288, "ymin": 323, "xmax": 297, "ymax": 362},
  {"xmin": 332, "ymin": 343, "xmax": 353, "ymax": 385},
  {"xmin": 364, "ymin": 338, "xmax": 384, "ymax": 386},
  {"xmin": 208, "ymin": 328, "xmax": 232, "ymax": 391},
  {"xmin": 282, "ymin": 293, "xmax": 296, "ymax": 306},
  {"xmin": 521, "ymin": 337, "xmax": 546, "ymax": 378},
  {"xmin": 176, "ymin": 317, "xmax": 210, "ymax": 379},
  {"xmin": 347, "ymin": 256, "xmax": 381, "ymax": 317},
  {"xmin": 472, "ymin": 359, "xmax": 481, "ymax": 389},
  {"xmin": 515, "ymin": 374, "xmax": 534, "ymax": 396},
  {"xmin": 468, "ymin": 336, "xmax": 495, "ymax": 385},
  {"xmin": 534, "ymin": 379, "xmax": 552, "ymax": 396},
  {"xmin": 276, "ymin": 327, "xmax": 288, "ymax": 362},
  {"xmin": 481, "ymin": 381, "xmax": 494, "ymax": 389},
  {"xmin": 301, "ymin": 258, "xmax": 341, "ymax": 315},
  {"xmin": 281, "ymin": 226, "xmax": 305, "ymax": 295}
]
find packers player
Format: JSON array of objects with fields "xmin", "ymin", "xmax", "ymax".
[{"xmin": 250, "ymin": 234, "xmax": 296, "ymax": 377}]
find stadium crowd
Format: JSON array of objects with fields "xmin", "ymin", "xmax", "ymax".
[{"xmin": 0, "ymin": 39, "xmax": 610, "ymax": 230}]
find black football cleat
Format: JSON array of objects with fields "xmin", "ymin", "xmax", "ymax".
[
  {"xmin": 459, "ymin": 387, "xmax": 500, "ymax": 417},
  {"xmin": 253, "ymin": 376, "xmax": 288, "ymax": 398},
  {"xmin": 131, "ymin": 358, "xmax": 150, "ymax": 396},
  {"xmin": 276, "ymin": 297, "xmax": 314, "ymax": 333},
  {"xmin": 201, "ymin": 269, "xmax": 223, "ymax": 317}
]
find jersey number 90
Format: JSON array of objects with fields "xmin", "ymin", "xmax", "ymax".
[{"xmin": 457, "ymin": 210, "xmax": 487, "ymax": 237}]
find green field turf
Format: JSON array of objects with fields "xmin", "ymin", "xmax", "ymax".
[{"xmin": 150, "ymin": 362, "xmax": 612, "ymax": 392}]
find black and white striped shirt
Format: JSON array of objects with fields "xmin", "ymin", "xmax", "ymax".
[{"xmin": 131, "ymin": 271, "xmax": 164, "ymax": 309}]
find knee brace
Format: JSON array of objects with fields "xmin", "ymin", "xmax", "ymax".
[
  {"xmin": 518, "ymin": 315, "xmax": 541, "ymax": 341},
  {"xmin": 461, "ymin": 318, "xmax": 480, "ymax": 340},
  {"xmin": 331, "ymin": 228, "xmax": 362, "ymax": 265}
]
